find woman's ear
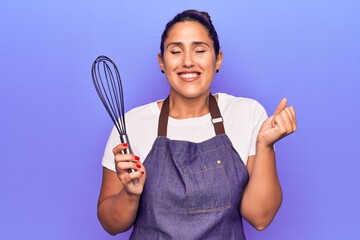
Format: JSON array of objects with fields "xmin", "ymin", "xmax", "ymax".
[
  {"xmin": 158, "ymin": 53, "xmax": 165, "ymax": 73},
  {"xmin": 215, "ymin": 51, "xmax": 223, "ymax": 72}
]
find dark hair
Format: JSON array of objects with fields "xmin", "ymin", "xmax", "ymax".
[{"xmin": 160, "ymin": 10, "xmax": 220, "ymax": 58}]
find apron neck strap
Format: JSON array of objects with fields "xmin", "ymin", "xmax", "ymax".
[{"xmin": 158, "ymin": 93, "xmax": 225, "ymax": 137}]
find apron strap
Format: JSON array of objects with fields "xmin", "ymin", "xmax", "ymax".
[
  {"xmin": 209, "ymin": 93, "xmax": 226, "ymax": 135},
  {"xmin": 158, "ymin": 96, "xmax": 170, "ymax": 137},
  {"xmin": 158, "ymin": 93, "xmax": 225, "ymax": 137}
]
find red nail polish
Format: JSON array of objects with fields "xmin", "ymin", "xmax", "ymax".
[
  {"xmin": 141, "ymin": 171, "xmax": 145, "ymax": 175},
  {"xmin": 122, "ymin": 143, "xmax": 128, "ymax": 147},
  {"xmin": 136, "ymin": 164, "xmax": 141, "ymax": 169},
  {"xmin": 134, "ymin": 156, "xmax": 140, "ymax": 161}
]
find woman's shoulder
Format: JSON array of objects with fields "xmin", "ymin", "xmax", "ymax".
[
  {"xmin": 125, "ymin": 100, "xmax": 160, "ymax": 119},
  {"xmin": 217, "ymin": 92, "xmax": 265, "ymax": 111}
]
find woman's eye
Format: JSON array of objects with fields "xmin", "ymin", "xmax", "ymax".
[
  {"xmin": 170, "ymin": 51, "xmax": 181, "ymax": 55},
  {"xmin": 195, "ymin": 50, "xmax": 206, "ymax": 54}
]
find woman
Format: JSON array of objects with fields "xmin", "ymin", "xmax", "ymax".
[{"xmin": 97, "ymin": 10, "xmax": 296, "ymax": 239}]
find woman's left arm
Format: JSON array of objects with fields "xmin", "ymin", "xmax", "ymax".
[{"xmin": 240, "ymin": 98, "xmax": 297, "ymax": 231}]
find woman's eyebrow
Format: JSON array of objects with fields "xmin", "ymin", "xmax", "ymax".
[
  {"xmin": 166, "ymin": 42, "xmax": 182, "ymax": 49},
  {"xmin": 193, "ymin": 41, "xmax": 210, "ymax": 47},
  {"xmin": 166, "ymin": 41, "xmax": 210, "ymax": 49}
]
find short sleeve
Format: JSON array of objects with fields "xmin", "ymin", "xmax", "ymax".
[
  {"xmin": 248, "ymin": 103, "xmax": 268, "ymax": 156},
  {"xmin": 101, "ymin": 125, "xmax": 120, "ymax": 172}
]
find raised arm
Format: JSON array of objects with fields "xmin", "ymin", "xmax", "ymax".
[
  {"xmin": 240, "ymin": 98, "xmax": 297, "ymax": 230},
  {"xmin": 97, "ymin": 144, "xmax": 146, "ymax": 235}
]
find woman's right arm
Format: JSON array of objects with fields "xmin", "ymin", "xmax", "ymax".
[{"xmin": 97, "ymin": 143, "xmax": 146, "ymax": 235}]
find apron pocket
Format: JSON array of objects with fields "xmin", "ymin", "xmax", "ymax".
[{"xmin": 183, "ymin": 159, "xmax": 231, "ymax": 214}]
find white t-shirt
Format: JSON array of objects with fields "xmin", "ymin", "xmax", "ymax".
[{"xmin": 102, "ymin": 93, "xmax": 268, "ymax": 171}]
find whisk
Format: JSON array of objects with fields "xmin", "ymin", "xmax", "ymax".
[{"xmin": 91, "ymin": 55, "xmax": 139, "ymax": 184}]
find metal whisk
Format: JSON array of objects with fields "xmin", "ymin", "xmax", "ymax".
[{"xmin": 91, "ymin": 55, "xmax": 139, "ymax": 184}]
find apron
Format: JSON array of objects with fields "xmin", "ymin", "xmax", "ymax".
[{"xmin": 130, "ymin": 94, "xmax": 249, "ymax": 240}]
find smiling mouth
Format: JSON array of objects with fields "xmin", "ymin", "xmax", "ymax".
[{"xmin": 178, "ymin": 72, "xmax": 200, "ymax": 80}]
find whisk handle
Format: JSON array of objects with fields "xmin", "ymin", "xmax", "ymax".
[
  {"xmin": 120, "ymin": 134, "xmax": 133, "ymax": 154},
  {"xmin": 120, "ymin": 134, "xmax": 140, "ymax": 185}
]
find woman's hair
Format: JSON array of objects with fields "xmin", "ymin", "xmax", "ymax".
[{"xmin": 160, "ymin": 10, "xmax": 220, "ymax": 58}]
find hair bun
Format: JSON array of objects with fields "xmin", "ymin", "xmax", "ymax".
[{"xmin": 183, "ymin": 9, "xmax": 211, "ymax": 22}]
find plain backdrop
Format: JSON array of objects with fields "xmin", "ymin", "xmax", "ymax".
[{"xmin": 1, "ymin": 0, "xmax": 359, "ymax": 239}]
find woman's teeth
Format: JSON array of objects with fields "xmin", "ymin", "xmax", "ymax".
[{"xmin": 180, "ymin": 73, "xmax": 198, "ymax": 78}]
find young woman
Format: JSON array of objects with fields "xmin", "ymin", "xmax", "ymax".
[{"xmin": 97, "ymin": 10, "xmax": 297, "ymax": 239}]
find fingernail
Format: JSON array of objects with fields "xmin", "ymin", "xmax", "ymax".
[
  {"xmin": 122, "ymin": 143, "xmax": 128, "ymax": 147},
  {"xmin": 141, "ymin": 171, "xmax": 145, "ymax": 175},
  {"xmin": 134, "ymin": 156, "xmax": 140, "ymax": 161},
  {"xmin": 136, "ymin": 164, "xmax": 141, "ymax": 169}
]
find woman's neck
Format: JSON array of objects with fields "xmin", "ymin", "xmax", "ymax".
[
  {"xmin": 158, "ymin": 91, "xmax": 214, "ymax": 119},
  {"xmin": 170, "ymin": 95, "xmax": 209, "ymax": 119}
]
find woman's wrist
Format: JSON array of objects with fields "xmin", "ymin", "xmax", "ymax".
[{"xmin": 256, "ymin": 138, "xmax": 274, "ymax": 152}]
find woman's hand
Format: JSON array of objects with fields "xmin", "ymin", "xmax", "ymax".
[
  {"xmin": 97, "ymin": 144, "xmax": 146, "ymax": 234},
  {"xmin": 257, "ymin": 98, "xmax": 297, "ymax": 148},
  {"xmin": 241, "ymin": 98, "xmax": 296, "ymax": 230},
  {"xmin": 113, "ymin": 143, "xmax": 146, "ymax": 197}
]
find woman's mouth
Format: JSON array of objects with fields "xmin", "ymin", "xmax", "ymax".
[{"xmin": 178, "ymin": 72, "xmax": 200, "ymax": 81}]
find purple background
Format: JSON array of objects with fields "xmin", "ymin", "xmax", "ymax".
[{"xmin": 1, "ymin": 0, "xmax": 359, "ymax": 239}]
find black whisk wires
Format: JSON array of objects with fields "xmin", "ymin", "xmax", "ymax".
[
  {"xmin": 92, "ymin": 55, "xmax": 139, "ymax": 185},
  {"xmin": 91, "ymin": 56, "xmax": 126, "ymax": 136}
]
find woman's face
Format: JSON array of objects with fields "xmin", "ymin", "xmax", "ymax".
[{"xmin": 158, "ymin": 21, "xmax": 223, "ymax": 100}]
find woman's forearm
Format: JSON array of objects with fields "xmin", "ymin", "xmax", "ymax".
[
  {"xmin": 98, "ymin": 188, "xmax": 140, "ymax": 235},
  {"xmin": 240, "ymin": 144, "xmax": 282, "ymax": 230}
]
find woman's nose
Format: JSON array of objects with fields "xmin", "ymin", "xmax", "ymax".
[{"xmin": 183, "ymin": 52, "xmax": 194, "ymax": 68}]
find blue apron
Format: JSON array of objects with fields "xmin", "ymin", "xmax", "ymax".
[{"xmin": 130, "ymin": 94, "xmax": 249, "ymax": 239}]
